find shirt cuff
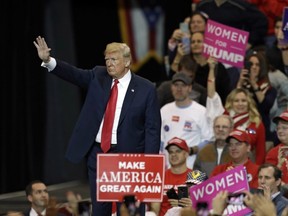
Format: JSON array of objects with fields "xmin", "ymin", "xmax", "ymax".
[{"xmin": 41, "ymin": 57, "xmax": 56, "ymax": 72}]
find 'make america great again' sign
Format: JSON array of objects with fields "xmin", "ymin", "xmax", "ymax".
[{"xmin": 97, "ymin": 154, "xmax": 165, "ymax": 202}]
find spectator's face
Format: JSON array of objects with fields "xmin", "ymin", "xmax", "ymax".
[
  {"xmin": 171, "ymin": 81, "xmax": 191, "ymax": 102},
  {"xmin": 248, "ymin": 56, "xmax": 260, "ymax": 80},
  {"xmin": 232, "ymin": 92, "xmax": 248, "ymax": 114},
  {"xmin": 276, "ymin": 121, "xmax": 288, "ymax": 144},
  {"xmin": 190, "ymin": 14, "xmax": 206, "ymax": 33},
  {"xmin": 28, "ymin": 183, "xmax": 49, "ymax": 209},
  {"xmin": 167, "ymin": 145, "xmax": 188, "ymax": 167},
  {"xmin": 191, "ymin": 32, "xmax": 204, "ymax": 54},
  {"xmin": 274, "ymin": 20, "xmax": 283, "ymax": 38},
  {"xmin": 258, "ymin": 167, "xmax": 280, "ymax": 194},
  {"xmin": 213, "ymin": 117, "xmax": 232, "ymax": 141},
  {"xmin": 105, "ymin": 51, "xmax": 128, "ymax": 79},
  {"xmin": 227, "ymin": 138, "xmax": 250, "ymax": 162}
]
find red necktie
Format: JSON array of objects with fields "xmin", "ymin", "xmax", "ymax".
[{"xmin": 101, "ymin": 79, "xmax": 119, "ymax": 152}]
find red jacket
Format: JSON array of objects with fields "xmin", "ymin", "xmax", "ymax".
[
  {"xmin": 210, "ymin": 159, "xmax": 259, "ymax": 189},
  {"xmin": 248, "ymin": 0, "xmax": 288, "ymax": 36},
  {"xmin": 266, "ymin": 143, "xmax": 288, "ymax": 183}
]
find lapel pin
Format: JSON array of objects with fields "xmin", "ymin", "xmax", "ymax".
[{"xmin": 131, "ymin": 89, "xmax": 134, "ymax": 92}]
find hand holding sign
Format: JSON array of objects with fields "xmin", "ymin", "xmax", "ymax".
[
  {"xmin": 212, "ymin": 190, "xmax": 229, "ymax": 216},
  {"xmin": 189, "ymin": 166, "xmax": 252, "ymax": 216}
]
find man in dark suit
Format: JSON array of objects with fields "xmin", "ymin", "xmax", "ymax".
[
  {"xmin": 24, "ymin": 180, "xmax": 49, "ymax": 216},
  {"xmin": 257, "ymin": 163, "xmax": 288, "ymax": 216},
  {"xmin": 33, "ymin": 36, "xmax": 161, "ymax": 216}
]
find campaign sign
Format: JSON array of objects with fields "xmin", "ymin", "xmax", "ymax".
[
  {"xmin": 97, "ymin": 154, "xmax": 165, "ymax": 202},
  {"xmin": 189, "ymin": 165, "xmax": 252, "ymax": 216},
  {"xmin": 203, "ymin": 20, "xmax": 249, "ymax": 68}
]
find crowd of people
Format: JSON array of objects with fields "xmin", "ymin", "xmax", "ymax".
[
  {"xmin": 155, "ymin": 0, "xmax": 288, "ymax": 215},
  {"xmin": 7, "ymin": 0, "xmax": 288, "ymax": 215}
]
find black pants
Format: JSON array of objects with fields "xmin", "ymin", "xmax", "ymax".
[{"xmin": 87, "ymin": 142, "xmax": 145, "ymax": 216}]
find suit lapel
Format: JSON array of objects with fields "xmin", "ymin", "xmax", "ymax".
[{"xmin": 102, "ymin": 74, "xmax": 113, "ymax": 103}]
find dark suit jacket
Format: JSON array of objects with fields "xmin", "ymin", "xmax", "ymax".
[
  {"xmin": 51, "ymin": 60, "xmax": 161, "ymax": 163},
  {"xmin": 273, "ymin": 192, "xmax": 288, "ymax": 216},
  {"xmin": 23, "ymin": 208, "xmax": 66, "ymax": 216},
  {"xmin": 23, "ymin": 209, "xmax": 29, "ymax": 216}
]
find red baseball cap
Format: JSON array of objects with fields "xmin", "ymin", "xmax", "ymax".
[
  {"xmin": 273, "ymin": 110, "xmax": 288, "ymax": 123},
  {"xmin": 165, "ymin": 137, "xmax": 189, "ymax": 153},
  {"xmin": 226, "ymin": 129, "xmax": 250, "ymax": 144}
]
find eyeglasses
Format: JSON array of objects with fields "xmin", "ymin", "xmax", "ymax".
[
  {"xmin": 227, "ymin": 142, "xmax": 245, "ymax": 149},
  {"xmin": 276, "ymin": 126, "xmax": 288, "ymax": 131},
  {"xmin": 214, "ymin": 125, "xmax": 230, "ymax": 130}
]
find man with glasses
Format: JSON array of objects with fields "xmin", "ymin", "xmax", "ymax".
[
  {"xmin": 266, "ymin": 110, "xmax": 288, "ymax": 184},
  {"xmin": 210, "ymin": 129, "xmax": 259, "ymax": 188},
  {"xmin": 193, "ymin": 114, "xmax": 234, "ymax": 177}
]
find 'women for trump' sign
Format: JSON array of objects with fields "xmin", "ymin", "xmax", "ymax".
[
  {"xmin": 189, "ymin": 165, "xmax": 252, "ymax": 216},
  {"xmin": 203, "ymin": 20, "xmax": 249, "ymax": 68}
]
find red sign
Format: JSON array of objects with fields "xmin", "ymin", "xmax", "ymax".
[{"xmin": 97, "ymin": 154, "xmax": 165, "ymax": 202}]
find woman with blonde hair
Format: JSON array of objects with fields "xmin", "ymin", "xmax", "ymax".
[
  {"xmin": 206, "ymin": 58, "xmax": 266, "ymax": 165},
  {"xmin": 225, "ymin": 88, "xmax": 261, "ymax": 129}
]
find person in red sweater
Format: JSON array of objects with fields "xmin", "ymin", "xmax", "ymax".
[
  {"xmin": 150, "ymin": 137, "xmax": 192, "ymax": 216},
  {"xmin": 247, "ymin": 0, "xmax": 288, "ymax": 48},
  {"xmin": 210, "ymin": 129, "xmax": 259, "ymax": 189},
  {"xmin": 266, "ymin": 110, "xmax": 288, "ymax": 184}
]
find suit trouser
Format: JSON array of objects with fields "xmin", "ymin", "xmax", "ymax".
[{"xmin": 87, "ymin": 142, "xmax": 145, "ymax": 216}]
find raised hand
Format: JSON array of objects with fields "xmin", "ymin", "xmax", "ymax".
[
  {"xmin": 33, "ymin": 36, "xmax": 51, "ymax": 63},
  {"xmin": 212, "ymin": 190, "xmax": 229, "ymax": 215},
  {"xmin": 207, "ymin": 56, "xmax": 218, "ymax": 71}
]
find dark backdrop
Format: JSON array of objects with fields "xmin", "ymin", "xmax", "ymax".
[{"xmin": 1, "ymin": 0, "xmax": 191, "ymax": 194}]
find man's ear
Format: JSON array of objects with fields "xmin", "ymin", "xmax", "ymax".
[
  {"xmin": 27, "ymin": 195, "xmax": 32, "ymax": 202},
  {"xmin": 276, "ymin": 178, "xmax": 282, "ymax": 187},
  {"xmin": 125, "ymin": 60, "xmax": 130, "ymax": 67}
]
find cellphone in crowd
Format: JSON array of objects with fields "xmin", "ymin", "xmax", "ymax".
[
  {"xmin": 123, "ymin": 195, "xmax": 138, "ymax": 216},
  {"xmin": 181, "ymin": 37, "xmax": 191, "ymax": 54},
  {"xmin": 226, "ymin": 192, "xmax": 246, "ymax": 205},
  {"xmin": 250, "ymin": 188, "xmax": 264, "ymax": 195},
  {"xmin": 244, "ymin": 61, "xmax": 252, "ymax": 77},
  {"xmin": 166, "ymin": 187, "xmax": 179, "ymax": 199},
  {"xmin": 78, "ymin": 200, "xmax": 91, "ymax": 216},
  {"xmin": 178, "ymin": 186, "xmax": 189, "ymax": 199},
  {"xmin": 178, "ymin": 186, "xmax": 189, "ymax": 207},
  {"xmin": 196, "ymin": 202, "xmax": 209, "ymax": 216},
  {"xmin": 179, "ymin": 22, "xmax": 190, "ymax": 34}
]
